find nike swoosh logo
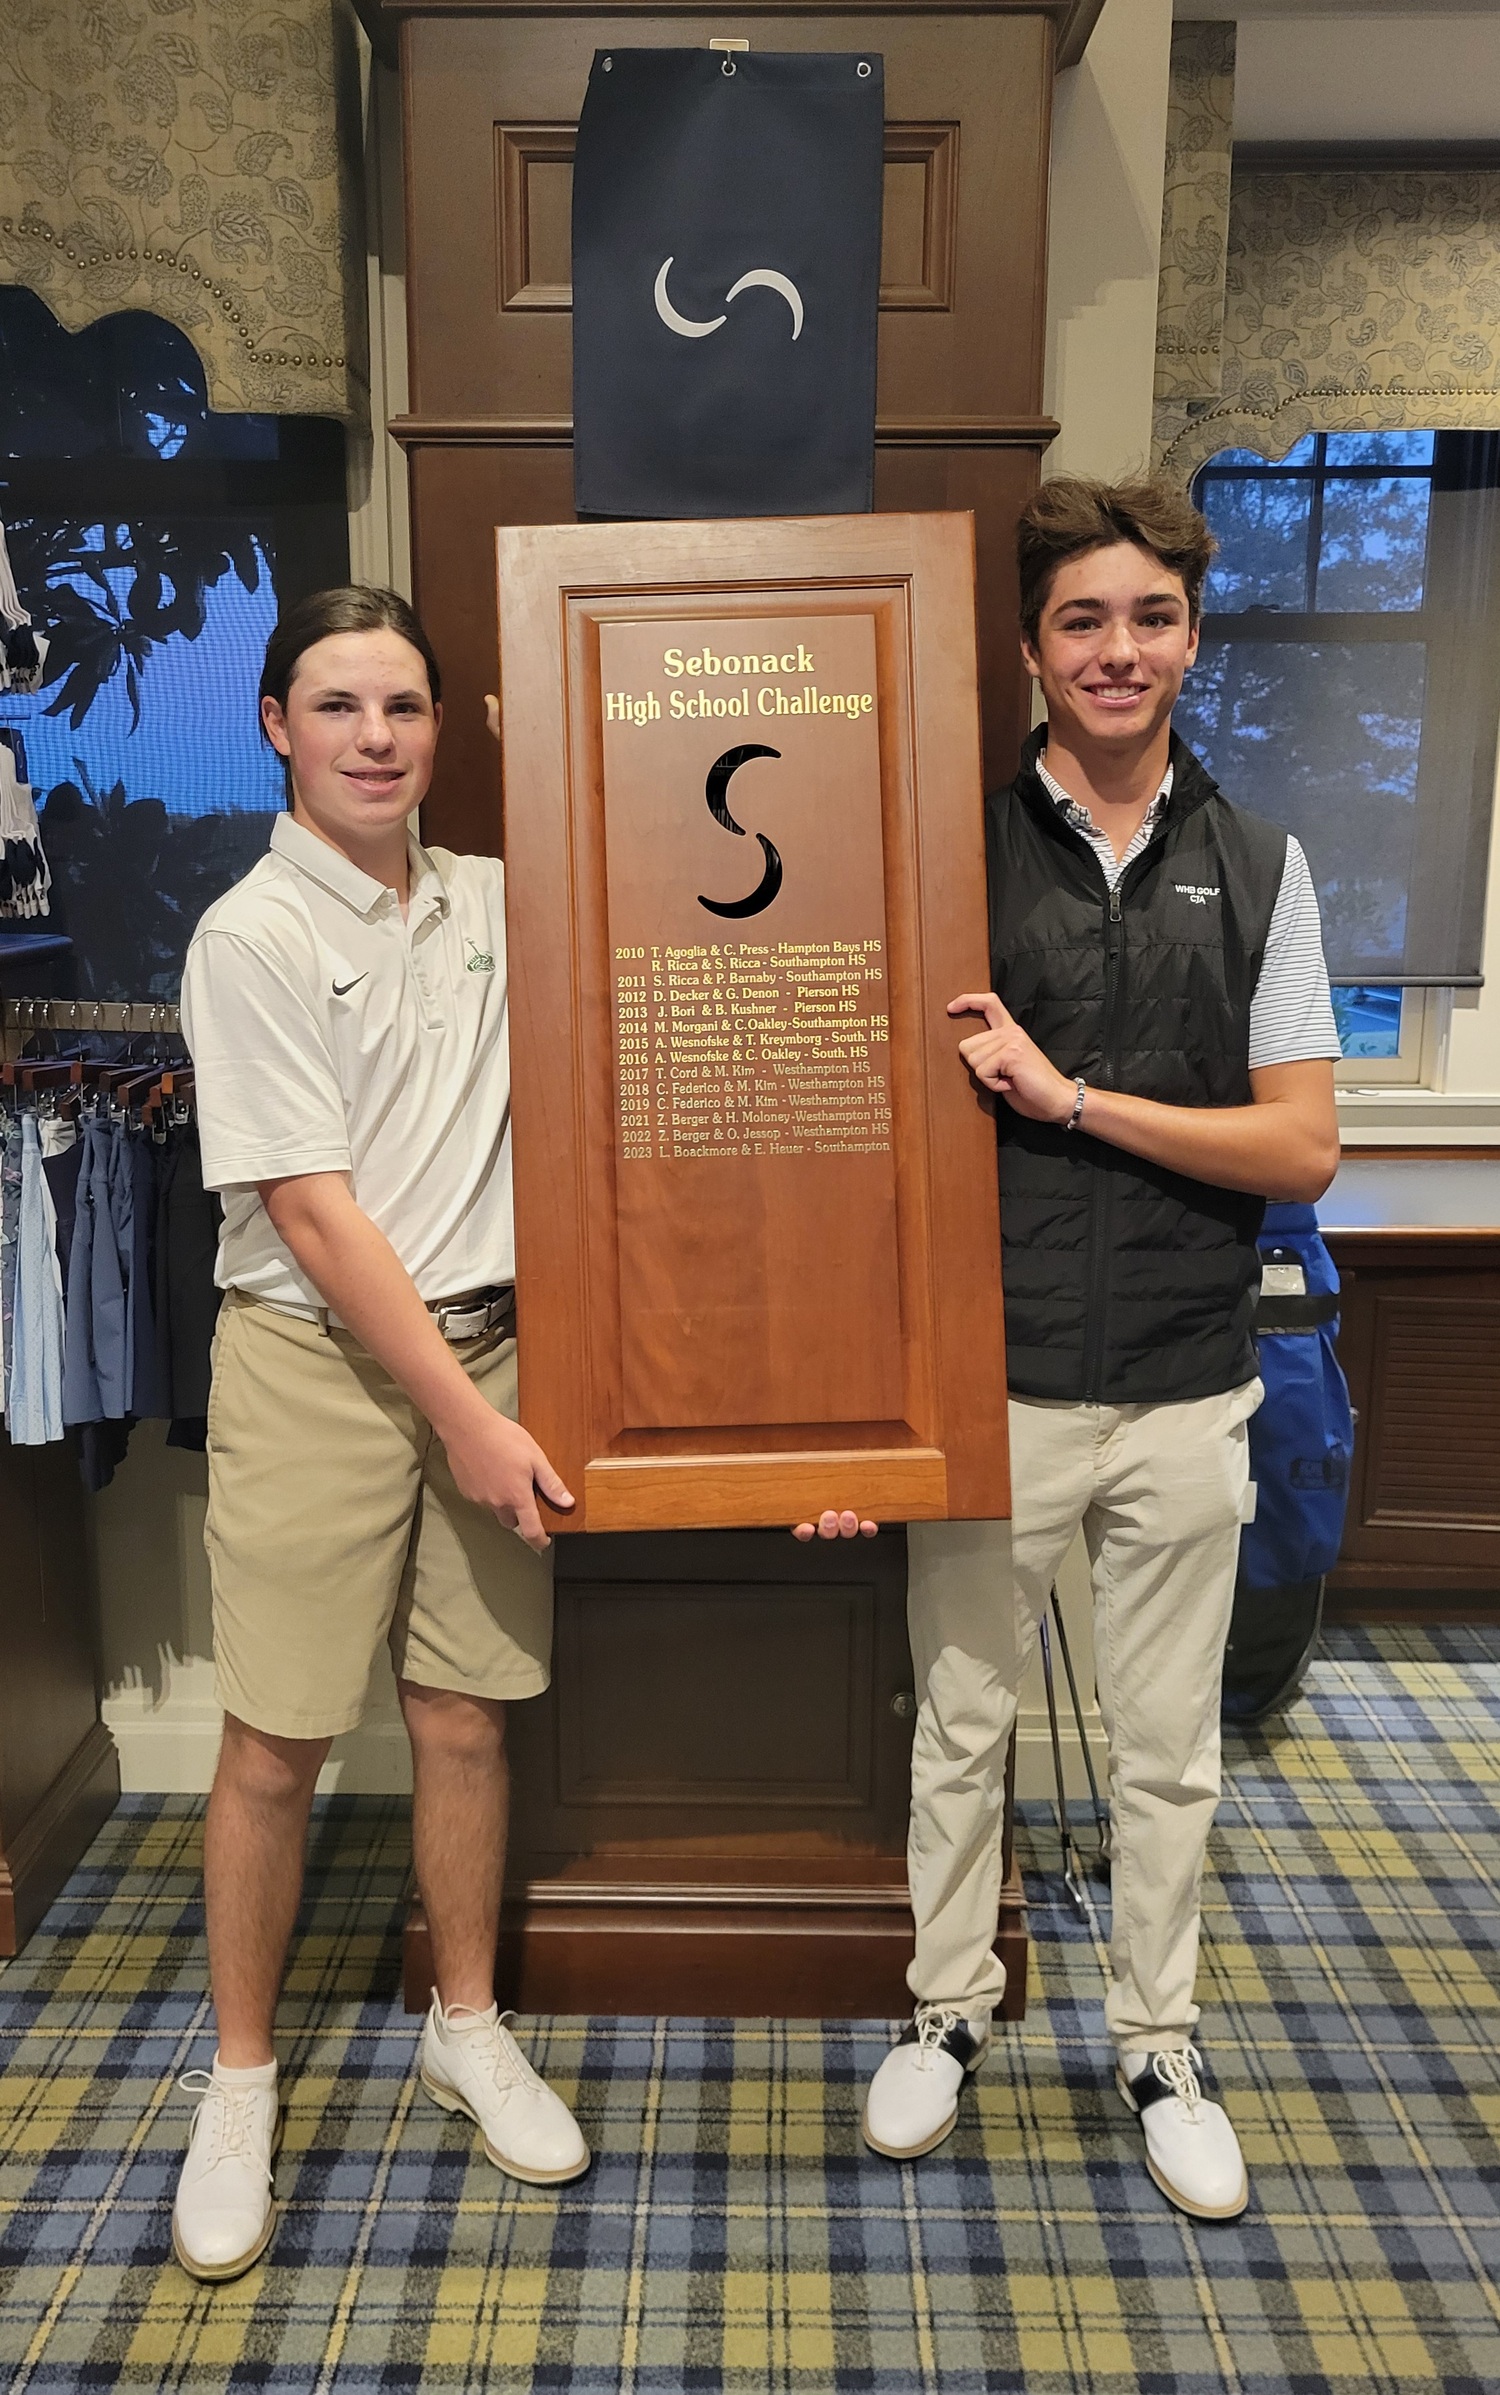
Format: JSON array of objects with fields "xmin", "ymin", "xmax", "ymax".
[{"xmin": 331, "ymin": 974, "xmax": 368, "ymax": 997}]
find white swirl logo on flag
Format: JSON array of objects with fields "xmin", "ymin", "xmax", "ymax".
[{"xmin": 653, "ymin": 258, "xmax": 805, "ymax": 342}]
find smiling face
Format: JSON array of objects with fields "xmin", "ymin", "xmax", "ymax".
[
  {"xmin": 260, "ymin": 628, "xmax": 442, "ymax": 854},
  {"xmin": 1021, "ymin": 539, "xmax": 1199, "ymax": 762}
]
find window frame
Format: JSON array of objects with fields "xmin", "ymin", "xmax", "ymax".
[
  {"xmin": 1187, "ymin": 432, "xmax": 1500, "ymax": 1090},
  {"xmin": 1330, "ymin": 984, "xmax": 1447, "ymax": 1088}
]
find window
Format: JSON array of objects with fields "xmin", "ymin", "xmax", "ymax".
[
  {"xmin": 1177, "ymin": 432, "xmax": 1500, "ymax": 1083},
  {"xmin": 0, "ymin": 288, "xmax": 348, "ymax": 1001}
]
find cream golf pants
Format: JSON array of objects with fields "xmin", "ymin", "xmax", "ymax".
[{"xmin": 904, "ymin": 1379, "xmax": 1262, "ymax": 2053}]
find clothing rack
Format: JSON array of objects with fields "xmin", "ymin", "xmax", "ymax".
[
  {"xmin": 1, "ymin": 992, "xmax": 212, "ymax": 1482},
  {"xmin": 3, "ymin": 997, "xmax": 181, "ymax": 1048}
]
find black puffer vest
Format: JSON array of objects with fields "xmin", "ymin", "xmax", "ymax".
[{"xmin": 988, "ymin": 729, "xmax": 1287, "ymax": 1404}]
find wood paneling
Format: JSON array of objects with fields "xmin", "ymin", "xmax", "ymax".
[
  {"xmin": 401, "ymin": 1526, "xmax": 1030, "ymax": 2017},
  {"xmin": 495, "ymin": 123, "xmax": 575, "ymax": 309},
  {"xmin": 881, "ymin": 122, "xmax": 960, "ymax": 309},
  {"xmin": 491, "ymin": 117, "xmax": 964, "ymax": 316},
  {"xmin": 402, "ymin": 12, "xmax": 1050, "ymax": 427},
  {"xmin": 1327, "ymin": 1232, "xmax": 1500, "ymax": 1595},
  {"xmin": 391, "ymin": 0, "xmax": 1048, "ymax": 2014},
  {"xmin": 405, "ymin": 438, "xmax": 1039, "ymax": 862},
  {"xmin": 516, "ymin": 1529, "xmax": 915, "ymax": 1852},
  {"xmin": 0, "ymin": 1434, "xmax": 119, "ymax": 1953},
  {"xmin": 395, "ymin": 3, "xmax": 1056, "ymax": 850},
  {"xmin": 1364, "ymin": 1303, "xmax": 1500, "ymax": 1526}
]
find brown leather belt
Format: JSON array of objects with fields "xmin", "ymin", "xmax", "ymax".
[{"xmin": 427, "ymin": 1283, "xmax": 516, "ymax": 1344}]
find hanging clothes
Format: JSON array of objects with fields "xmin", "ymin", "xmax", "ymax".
[
  {"xmin": 154, "ymin": 1120, "xmax": 221, "ymax": 1444},
  {"xmin": 7, "ymin": 1113, "xmax": 65, "ymax": 1443},
  {"xmin": 2, "ymin": 1057, "xmax": 220, "ymax": 1482},
  {"xmin": 63, "ymin": 1114, "xmax": 128, "ymax": 1427},
  {"xmin": 0, "ymin": 730, "xmax": 50, "ymax": 920},
  {"xmin": 43, "ymin": 1131, "xmax": 83, "ymax": 1295},
  {"xmin": 126, "ymin": 1124, "xmax": 164, "ymax": 1421},
  {"xmin": 0, "ymin": 519, "xmax": 48, "ymax": 695},
  {"xmin": 1, "ymin": 1112, "xmax": 21, "ymax": 1417},
  {"xmin": 104, "ymin": 1111, "xmax": 137, "ymax": 1409}
]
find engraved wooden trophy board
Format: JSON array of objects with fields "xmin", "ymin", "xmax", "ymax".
[{"xmin": 498, "ymin": 512, "xmax": 1009, "ymax": 1532}]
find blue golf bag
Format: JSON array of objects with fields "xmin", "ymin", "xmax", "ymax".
[{"xmin": 1221, "ymin": 1202, "xmax": 1354, "ymax": 1726}]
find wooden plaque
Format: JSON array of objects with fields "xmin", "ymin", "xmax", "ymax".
[{"xmin": 498, "ymin": 512, "xmax": 1009, "ymax": 1531}]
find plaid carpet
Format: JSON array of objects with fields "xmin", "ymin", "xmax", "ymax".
[{"xmin": 1, "ymin": 1625, "xmax": 1497, "ymax": 2393}]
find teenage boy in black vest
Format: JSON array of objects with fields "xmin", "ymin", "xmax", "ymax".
[{"xmin": 814, "ymin": 478, "xmax": 1341, "ymax": 2220}]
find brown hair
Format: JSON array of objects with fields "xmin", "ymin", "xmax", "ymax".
[
  {"xmin": 259, "ymin": 584, "xmax": 442, "ymax": 717},
  {"xmin": 1016, "ymin": 477, "xmax": 1217, "ymax": 643}
]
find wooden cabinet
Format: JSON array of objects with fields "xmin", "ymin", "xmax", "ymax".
[
  {"xmin": 388, "ymin": 0, "xmax": 1072, "ymax": 2014},
  {"xmin": 1323, "ymin": 1159, "xmax": 1500, "ymax": 1604},
  {"xmin": 404, "ymin": 1527, "xmax": 1027, "ymax": 2015},
  {"xmin": 0, "ymin": 1431, "xmax": 119, "ymax": 1952}
]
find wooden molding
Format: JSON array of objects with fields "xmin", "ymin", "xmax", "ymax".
[
  {"xmin": 1325, "ymin": 1595, "xmax": 1500, "ymax": 1623},
  {"xmin": 490, "ymin": 117, "xmax": 968, "ymax": 316},
  {"xmin": 1234, "ymin": 139, "xmax": 1500, "ymax": 176},
  {"xmin": 1054, "ymin": 0, "xmax": 1105, "ymax": 70},
  {"xmin": 495, "ymin": 123, "xmax": 575, "ymax": 312},
  {"xmin": 0, "ymin": 1720, "xmax": 119, "ymax": 1957},
  {"xmin": 880, "ymin": 414, "xmax": 1060, "ymax": 445},
  {"xmin": 388, "ymin": 411, "xmax": 1059, "ymax": 448},
  {"xmin": 403, "ymin": 1849, "xmax": 1028, "ymax": 2017},
  {"xmin": 880, "ymin": 121, "xmax": 961, "ymax": 310},
  {"xmin": 389, "ymin": 0, "xmax": 1090, "ymax": 21}
]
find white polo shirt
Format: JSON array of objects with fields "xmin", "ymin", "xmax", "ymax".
[{"xmin": 180, "ymin": 814, "xmax": 513, "ymax": 1312}]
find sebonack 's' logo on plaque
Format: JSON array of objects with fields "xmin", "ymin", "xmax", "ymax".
[{"xmin": 699, "ymin": 744, "xmax": 783, "ymax": 919}]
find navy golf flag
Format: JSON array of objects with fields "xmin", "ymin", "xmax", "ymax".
[{"xmin": 572, "ymin": 48, "xmax": 884, "ymax": 518}]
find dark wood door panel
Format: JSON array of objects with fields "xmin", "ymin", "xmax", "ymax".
[
  {"xmin": 1328, "ymin": 1244, "xmax": 1500, "ymax": 1592},
  {"xmin": 409, "ymin": 444, "xmax": 571, "ymax": 856},
  {"xmin": 554, "ymin": 1581, "xmax": 879, "ymax": 1810},
  {"xmin": 401, "ymin": 11, "xmax": 1051, "ymax": 428},
  {"xmin": 0, "ymin": 1442, "xmax": 96, "ymax": 1841},
  {"xmin": 874, "ymin": 442, "xmax": 1038, "ymax": 797},
  {"xmin": 1364, "ymin": 1299, "xmax": 1500, "ymax": 1527},
  {"xmin": 0, "ymin": 1435, "xmax": 119, "ymax": 1953},
  {"xmin": 505, "ymin": 1525, "xmax": 916, "ymax": 1865}
]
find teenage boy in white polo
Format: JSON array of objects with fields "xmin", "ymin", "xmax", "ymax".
[
  {"xmin": 171, "ymin": 587, "xmax": 586, "ymax": 2282},
  {"xmin": 814, "ymin": 478, "xmax": 1341, "ymax": 2221}
]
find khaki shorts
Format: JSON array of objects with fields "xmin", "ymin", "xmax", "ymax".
[{"xmin": 204, "ymin": 1293, "xmax": 552, "ymax": 1740}]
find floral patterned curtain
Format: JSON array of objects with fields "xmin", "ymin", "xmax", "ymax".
[
  {"xmin": 0, "ymin": 0, "xmax": 366, "ymax": 421},
  {"xmin": 1155, "ymin": 164, "xmax": 1500, "ymax": 483},
  {"xmin": 1154, "ymin": 20, "xmax": 1235, "ymax": 407}
]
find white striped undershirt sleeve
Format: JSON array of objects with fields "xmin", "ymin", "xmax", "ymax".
[{"xmin": 1247, "ymin": 835, "xmax": 1343, "ymax": 1068}]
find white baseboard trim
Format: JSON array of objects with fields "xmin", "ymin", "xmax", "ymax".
[
  {"xmin": 1013, "ymin": 1710, "xmax": 1110, "ymax": 1805},
  {"xmin": 104, "ymin": 1700, "xmax": 1104, "ymax": 1808},
  {"xmin": 103, "ymin": 1702, "xmax": 414, "ymax": 1796}
]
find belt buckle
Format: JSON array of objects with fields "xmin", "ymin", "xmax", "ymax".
[{"xmin": 436, "ymin": 1290, "xmax": 509, "ymax": 1343}]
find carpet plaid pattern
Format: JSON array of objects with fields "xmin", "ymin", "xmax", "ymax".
[{"xmin": 1, "ymin": 1625, "xmax": 1497, "ymax": 2393}]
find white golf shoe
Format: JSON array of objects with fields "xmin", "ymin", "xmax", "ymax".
[
  {"xmin": 1116, "ymin": 2045, "xmax": 1249, "ymax": 2220},
  {"xmin": 862, "ymin": 2004, "xmax": 992, "ymax": 2160},
  {"xmin": 420, "ymin": 1996, "xmax": 589, "ymax": 2185},
  {"xmin": 171, "ymin": 2064, "xmax": 280, "ymax": 2281}
]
